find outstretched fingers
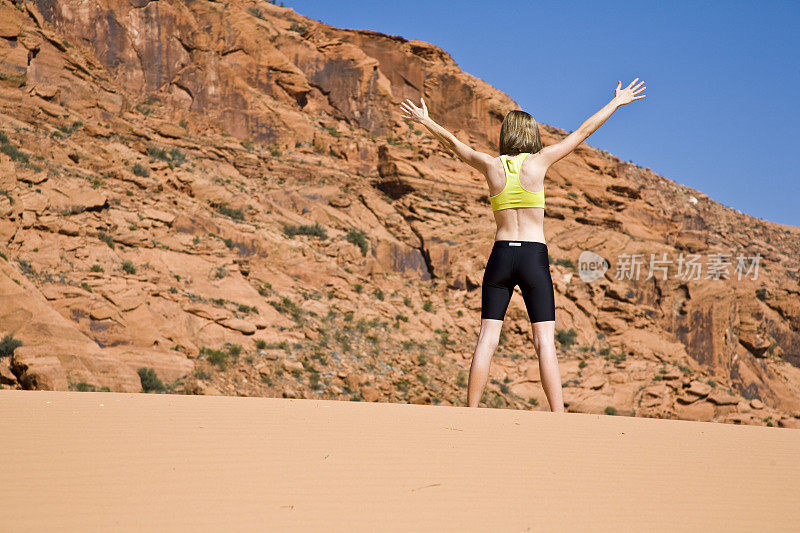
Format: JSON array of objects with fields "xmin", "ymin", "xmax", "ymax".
[
  {"xmin": 401, "ymin": 99, "xmax": 421, "ymax": 113},
  {"xmin": 614, "ymin": 77, "xmax": 646, "ymax": 104},
  {"xmin": 400, "ymin": 97, "xmax": 431, "ymax": 122},
  {"xmin": 400, "ymin": 104, "xmax": 417, "ymax": 117}
]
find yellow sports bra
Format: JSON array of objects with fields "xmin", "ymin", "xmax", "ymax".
[{"xmin": 489, "ymin": 153, "xmax": 545, "ymax": 211}]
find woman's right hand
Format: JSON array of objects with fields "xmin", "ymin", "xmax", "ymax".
[{"xmin": 614, "ymin": 78, "xmax": 646, "ymax": 106}]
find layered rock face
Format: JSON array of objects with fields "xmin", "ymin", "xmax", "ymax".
[{"xmin": 1, "ymin": 0, "xmax": 799, "ymax": 427}]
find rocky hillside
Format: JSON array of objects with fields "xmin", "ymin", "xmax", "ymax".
[{"xmin": 1, "ymin": 0, "xmax": 799, "ymax": 427}]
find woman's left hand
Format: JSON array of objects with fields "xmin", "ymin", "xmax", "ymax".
[{"xmin": 399, "ymin": 97, "xmax": 429, "ymax": 123}]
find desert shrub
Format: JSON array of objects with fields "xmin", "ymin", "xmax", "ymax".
[
  {"xmin": 270, "ymin": 296, "xmax": 304, "ymax": 321},
  {"xmin": 346, "ymin": 228, "xmax": 369, "ymax": 255},
  {"xmin": 138, "ymin": 367, "xmax": 166, "ymax": 393},
  {"xmin": 122, "ymin": 260, "xmax": 136, "ymax": 274},
  {"xmin": 227, "ymin": 344, "xmax": 242, "ymax": 358},
  {"xmin": 17, "ymin": 259, "xmax": 35, "ymax": 277},
  {"xmin": 147, "ymin": 145, "xmax": 170, "ymax": 161},
  {"xmin": 132, "ymin": 163, "xmax": 150, "ymax": 177},
  {"xmin": 257, "ymin": 282, "xmax": 273, "ymax": 297},
  {"xmin": 395, "ymin": 378, "xmax": 411, "ymax": 392},
  {"xmin": 0, "ymin": 188, "xmax": 13, "ymax": 205},
  {"xmin": 212, "ymin": 202, "xmax": 245, "ymax": 221},
  {"xmin": 0, "ymin": 334, "xmax": 23, "ymax": 357},
  {"xmin": 200, "ymin": 343, "xmax": 240, "ymax": 370},
  {"xmin": 289, "ymin": 21, "xmax": 307, "ymax": 33},
  {"xmin": 555, "ymin": 328, "xmax": 577, "ymax": 347},
  {"xmin": 193, "ymin": 368, "xmax": 211, "ymax": 380},
  {"xmin": 56, "ymin": 121, "xmax": 82, "ymax": 136},
  {"xmin": 237, "ymin": 304, "xmax": 257, "ymax": 314},
  {"xmin": 98, "ymin": 231, "xmax": 115, "ymax": 249},
  {"xmin": 553, "ymin": 258, "xmax": 576, "ymax": 270},
  {"xmin": 435, "ymin": 328, "xmax": 455, "ymax": 347},
  {"xmin": 169, "ymin": 147, "xmax": 186, "ymax": 166},
  {"xmin": 284, "ymin": 222, "xmax": 327, "ymax": 239},
  {"xmin": 0, "ymin": 142, "xmax": 29, "ymax": 163},
  {"xmin": 146, "ymin": 143, "xmax": 185, "ymax": 167},
  {"xmin": 485, "ymin": 392, "xmax": 505, "ymax": 408}
]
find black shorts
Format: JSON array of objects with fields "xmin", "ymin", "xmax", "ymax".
[{"xmin": 481, "ymin": 240, "xmax": 556, "ymax": 323}]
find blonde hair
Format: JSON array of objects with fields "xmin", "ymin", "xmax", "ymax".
[{"xmin": 498, "ymin": 110, "xmax": 543, "ymax": 156}]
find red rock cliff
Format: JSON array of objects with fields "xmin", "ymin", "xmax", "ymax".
[{"xmin": 1, "ymin": 0, "xmax": 799, "ymax": 427}]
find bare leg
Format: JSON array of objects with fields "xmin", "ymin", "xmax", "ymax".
[
  {"xmin": 467, "ymin": 319, "xmax": 504, "ymax": 407},
  {"xmin": 531, "ymin": 320, "xmax": 564, "ymax": 412}
]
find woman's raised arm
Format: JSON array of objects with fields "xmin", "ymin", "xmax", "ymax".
[
  {"xmin": 399, "ymin": 97, "xmax": 494, "ymax": 173},
  {"xmin": 539, "ymin": 78, "xmax": 646, "ymax": 167}
]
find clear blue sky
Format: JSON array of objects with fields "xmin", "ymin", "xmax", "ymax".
[{"xmin": 288, "ymin": 0, "xmax": 800, "ymax": 227}]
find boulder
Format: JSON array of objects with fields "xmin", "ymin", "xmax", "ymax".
[
  {"xmin": 219, "ymin": 318, "xmax": 256, "ymax": 335},
  {"xmin": 282, "ymin": 359, "xmax": 304, "ymax": 373},
  {"xmin": 361, "ymin": 385, "xmax": 381, "ymax": 402}
]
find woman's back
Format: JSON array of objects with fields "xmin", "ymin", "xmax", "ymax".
[
  {"xmin": 399, "ymin": 78, "xmax": 646, "ymax": 411},
  {"xmin": 485, "ymin": 152, "xmax": 549, "ymax": 243}
]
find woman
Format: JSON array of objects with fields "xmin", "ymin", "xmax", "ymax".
[{"xmin": 399, "ymin": 78, "xmax": 646, "ymax": 411}]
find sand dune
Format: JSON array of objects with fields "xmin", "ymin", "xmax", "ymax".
[{"xmin": 1, "ymin": 390, "xmax": 799, "ymax": 531}]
